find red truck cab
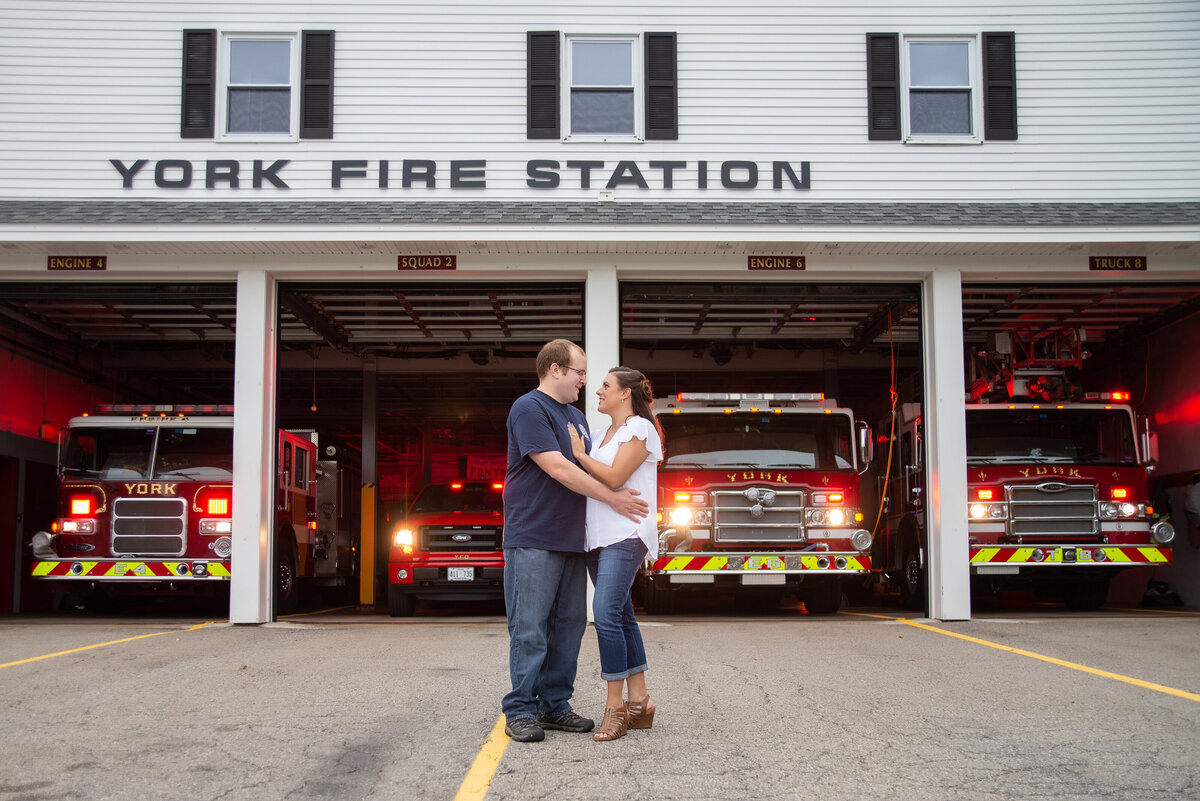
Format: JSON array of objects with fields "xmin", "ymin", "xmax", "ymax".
[{"xmin": 386, "ymin": 480, "xmax": 505, "ymax": 616}]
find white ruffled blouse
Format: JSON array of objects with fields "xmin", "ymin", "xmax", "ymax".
[{"xmin": 584, "ymin": 415, "xmax": 662, "ymax": 557}]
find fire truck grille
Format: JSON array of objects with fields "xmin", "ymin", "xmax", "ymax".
[
  {"xmin": 1008, "ymin": 483, "xmax": 1099, "ymax": 538},
  {"xmin": 421, "ymin": 525, "xmax": 503, "ymax": 552},
  {"xmin": 111, "ymin": 497, "xmax": 186, "ymax": 555},
  {"xmin": 712, "ymin": 488, "xmax": 805, "ymax": 543}
]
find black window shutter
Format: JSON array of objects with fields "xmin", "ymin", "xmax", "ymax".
[
  {"xmin": 527, "ymin": 31, "xmax": 560, "ymax": 139},
  {"xmin": 645, "ymin": 32, "xmax": 678, "ymax": 140},
  {"xmin": 982, "ymin": 32, "xmax": 1017, "ymax": 141},
  {"xmin": 866, "ymin": 33, "xmax": 901, "ymax": 141},
  {"xmin": 181, "ymin": 29, "xmax": 216, "ymax": 139},
  {"xmin": 301, "ymin": 30, "xmax": 335, "ymax": 139}
]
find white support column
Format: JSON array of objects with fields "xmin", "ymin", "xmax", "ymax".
[
  {"xmin": 922, "ymin": 269, "xmax": 971, "ymax": 621},
  {"xmin": 584, "ymin": 267, "xmax": 621, "ymax": 427},
  {"xmin": 583, "ymin": 267, "xmax": 622, "ymax": 622},
  {"xmin": 230, "ymin": 271, "xmax": 278, "ymax": 624}
]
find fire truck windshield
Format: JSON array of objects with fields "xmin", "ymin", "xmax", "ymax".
[
  {"xmin": 409, "ymin": 482, "xmax": 504, "ymax": 514},
  {"xmin": 61, "ymin": 427, "xmax": 234, "ymax": 480},
  {"xmin": 658, "ymin": 412, "xmax": 855, "ymax": 471},
  {"xmin": 966, "ymin": 408, "xmax": 1138, "ymax": 465}
]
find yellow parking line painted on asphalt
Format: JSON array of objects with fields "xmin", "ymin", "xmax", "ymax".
[
  {"xmin": 0, "ymin": 621, "xmax": 218, "ymax": 670},
  {"xmin": 845, "ymin": 611, "xmax": 1200, "ymax": 703},
  {"xmin": 1107, "ymin": 606, "xmax": 1200, "ymax": 617},
  {"xmin": 278, "ymin": 604, "xmax": 356, "ymax": 619},
  {"xmin": 454, "ymin": 715, "xmax": 509, "ymax": 801}
]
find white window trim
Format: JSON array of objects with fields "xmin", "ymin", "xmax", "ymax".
[
  {"xmin": 563, "ymin": 33, "xmax": 644, "ymax": 144},
  {"xmin": 215, "ymin": 31, "xmax": 301, "ymax": 143},
  {"xmin": 901, "ymin": 34, "xmax": 982, "ymax": 145}
]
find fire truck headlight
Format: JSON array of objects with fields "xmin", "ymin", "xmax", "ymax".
[
  {"xmin": 850, "ymin": 529, "xmax": 873, "ymax": 551},
  {"xmin": 200, "ymin": 519, "xmax": 233, "ymax": 535},
  {"xmin": 827, "ymin": 508, "xmax": 846, "ymax": 526},
  {"xmin": 969, "ymin": 503, "xmax": 987, "ymax": 519},
  {"xmin": 668, "ymin": 508, "xmax": 693, "ymax": 526},
  {"xmin": 394, "ymin": 528, "xmax": 414, "ymax": 548},
  {"xmin": 989, "ymin": 505, "xmax": 1007, "ymax": 519},
  {"xmin": 1119, "ymin": 502, "xmax": 1137, "ymax": 517},
  {"xmin": 212, "ymin": 537, "xmax": 233, "ymax": 558},
  {"xmin": 807, "ymin": 509, "xmax": 827, "ymax": 525},
  {"xmin": 60, "ymin": 519, "xmax": 96, "ymax": 534},
  {"xmin": 1151, "ymin": 521, "xmax": 1176, "ymax": 545}
]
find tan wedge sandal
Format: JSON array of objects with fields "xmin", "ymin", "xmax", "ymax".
[
  {"xmin": 626, "ymin": 695, "xmax": 656, "ymax": 730},
  {"xmin": 593, "ymin": 704, "xmax": 629, "ymax": 741}
]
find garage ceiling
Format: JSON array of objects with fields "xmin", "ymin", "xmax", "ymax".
[
  {"xmin": 2, "ymin": 280, "xmax": 1199, "ymax": 442},
  {"xmin": 4, "ymin": 280, "xmax": 1197, "ymax": 356}
]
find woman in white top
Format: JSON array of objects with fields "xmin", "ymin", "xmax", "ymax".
[{"xmin": 569, "ymin": 366, "xmax": 663, "ymax": 742}]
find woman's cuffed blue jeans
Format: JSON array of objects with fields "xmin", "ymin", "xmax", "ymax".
[
  {"xmin": 586, "ymin": 536, "xmax": 649, "ymax": 682},
  {"xmin": 502, "ymin": 547, "xmax": 587, "ymax": 723}
]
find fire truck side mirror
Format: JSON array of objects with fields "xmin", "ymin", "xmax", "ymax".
[
  {"xmin": 856, "ymin": 421, "xmax": 874, "ymax": 473},
  {"xmin": 1139, "ymin": 415, "xmax": 1159, "ymax": 466}
]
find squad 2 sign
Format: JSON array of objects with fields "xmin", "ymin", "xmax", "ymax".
[
  {"xmin": 109, "ymin": 158, "xmax": 811, "ymax": 192},
  {"xmin": 398, "ymin": 255, "xmax": 456, "ymax": 271}
]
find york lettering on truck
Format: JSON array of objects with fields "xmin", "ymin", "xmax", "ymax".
[{"xmin": 123, "ymin": 483, "xmax": 178, "ymax": 495}]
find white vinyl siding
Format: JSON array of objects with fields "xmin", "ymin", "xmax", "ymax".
[{"xmin": 0, "ymin": 0, "xmax": 1196, "ymax": 200}]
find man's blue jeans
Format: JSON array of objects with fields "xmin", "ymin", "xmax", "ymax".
[
  {"xmin": 586, "ymin": 536, "xmax": 649, "ymax": 682},
  {"xmin": 502, "ymin": 547, "xmax": 587, "ymax": 723}
]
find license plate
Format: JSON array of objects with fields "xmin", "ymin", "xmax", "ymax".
[
  {"xmin": 745, "ymin": 555, "xmax": 785, "ymax": 571},
  {"xmin": 447, "ymin": 566, "xmax": 474, "ymax": 582}
]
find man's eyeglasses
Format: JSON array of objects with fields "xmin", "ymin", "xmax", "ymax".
[{"xmin": 562, "ymin": 366, "xmax": 586, "ymax": 379}]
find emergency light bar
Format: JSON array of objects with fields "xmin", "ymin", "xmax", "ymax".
[
  {"xmin": 676, "ymin": 392, "xmax": 825, "ymax": 402},
  {"xmin": 1081, "ymin": 392, "xmax": 1130, "ymax": 402},
  {"xmin": 94, "ymin": 404, "xmax": 234, "ymax": 415}
]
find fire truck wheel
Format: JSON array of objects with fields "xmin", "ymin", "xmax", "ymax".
[
  {"xmin": 1061, "ymin": 577, "xmax": 1111, "ymax": 610},
  {"xmin": 387, "ymin": 585, "xmax": 414, "ymax": 617},
  {"xmin": 640, "ymin": 577, "xmax": 675, "ymax": 615},
  {"xmin": 274, "ymin": 536, "xmax": 301, "ymax": 614},
  {"xmin": 802, "ymin": 578, "xmax": 843, "ymax": 615},
  {"xmin": 899, "ymin": 537, "xmax": 927, "ymax": 611}
]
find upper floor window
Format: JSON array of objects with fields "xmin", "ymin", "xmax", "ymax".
[
  {"xmin": 867, "ymin": 31, "xmax": 1016, "ymax": 143},
  {"xmin": 527, "ymin": 31, "xmax": 677, "ymax": 141},
  {"xmin": 567, "ymin": 36, "xmax": 639, "ymax": 140},
  {"xmin": 181, "ymin": 29, "xmax": 334, "ymax": 140},
  {"xmin": 905, "ymin": 37, "xmax": 976, "ymax": 140},
  {"xmin": 223, "ymin": 36, "xmax": 296, "ymax": 138}
]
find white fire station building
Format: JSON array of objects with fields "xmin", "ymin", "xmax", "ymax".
[{"xmin": 0, "ymin": 1, "xmax": 1198, "ymax": 622}]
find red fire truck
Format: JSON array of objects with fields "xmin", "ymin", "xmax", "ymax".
[
  {"xmin": 875, "ymin": 334, "xmax": 1174, "ymax": 610},
  {"xmin": 30, "ymin": 404, "xmax": 358, "ymax": 612},
  {"xmin": 640, "ymin": 392, "xmax": 875, "ymax": 614},
  {"xmin": 386, "ymin": 479, "xmax": 505, "ymax": 616}
]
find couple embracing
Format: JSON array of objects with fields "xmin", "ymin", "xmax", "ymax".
[{"xmin": 501, "ymin": 339, "xmax": 663, "ymax": 743}]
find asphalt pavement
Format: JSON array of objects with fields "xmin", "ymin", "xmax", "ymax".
[{"xmin": 1, "ymin": 596, "xmax": 1198, "ymax": 801}]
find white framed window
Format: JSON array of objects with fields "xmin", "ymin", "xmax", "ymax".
[
  {"xmin": 902, "ymin": 35, "xmax": 981, "ymax": 143},
  {"xmin": 564, "ymin": 34, "xmax": 642, "ymax": 142},
  {"xmin": 217, "ymin": 33, "xmax": 300, "ymax": 141}
]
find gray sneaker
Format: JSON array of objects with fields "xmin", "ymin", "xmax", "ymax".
[
  {"xmin": 536, "ymin": 709, "xmax": 595, "ymax": 732},
  {"xmin": 504, "ymin": 718, "xmax": 545, "ymax": 742}
]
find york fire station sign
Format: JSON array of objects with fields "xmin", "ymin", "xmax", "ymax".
[{"xmin": 108, "ymin": 158, "xmax": 812, "ymax": 192}]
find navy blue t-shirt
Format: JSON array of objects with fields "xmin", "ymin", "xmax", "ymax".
[{"xmin": 503, "ymin": 389, "xmax": 591, "ymax": 552}]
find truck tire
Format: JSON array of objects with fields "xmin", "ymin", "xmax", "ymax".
[
  {"xmin": 274, "ymin": 535, "xmax": 301, "ymax": 615},
  {"xmin": 387, "ymin": 585, "xmax": 414, "ymax": 617},
  {"xmin": 1061, "ymin": 577, "xmax": 1110, "ymax": 610},
  {"xmin": 899, "ymin": 536, "xmax": 927, "ymax": 612},
  {"xmin": 640, "ymin": 576, "xmax": 675, "ymax": 614},
  {"xmin": 802, "ymin": 578, "xmax": 843, "ymax": 615}
]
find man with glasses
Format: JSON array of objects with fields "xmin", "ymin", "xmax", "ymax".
[{"xmin": 501, "ymin": 338, "xmax": 650, "ymax": 743}]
